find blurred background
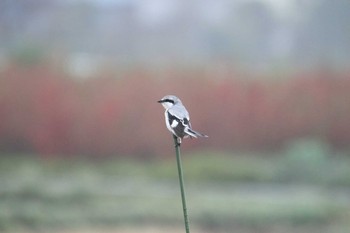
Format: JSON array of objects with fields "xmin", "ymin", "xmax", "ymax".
[{"xmin": 1, "ymin": 0, "xmax": 350, "ymax": 232}]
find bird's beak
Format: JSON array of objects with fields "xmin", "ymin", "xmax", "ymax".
[{"xmin": 157, "ymin": 99, "xmax": 164, "ymax": 103}]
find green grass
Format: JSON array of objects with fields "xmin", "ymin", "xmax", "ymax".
[{"xmin": 0, "ymin": 151, "xmax": 350, "ymax": 232}]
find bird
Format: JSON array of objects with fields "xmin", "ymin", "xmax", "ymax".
[{"xmin": 158, "ymin": 95, "xmax": 208, "ymax": 146}]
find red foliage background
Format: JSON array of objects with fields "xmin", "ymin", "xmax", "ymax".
[{"xmin": 1, "ymin": 64, "xmax": 350, "ymax": 158}]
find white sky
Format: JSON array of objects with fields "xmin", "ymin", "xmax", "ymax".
[{"xmin": 80, "ymin": 0, "xmax": 297, "ymax": 23}]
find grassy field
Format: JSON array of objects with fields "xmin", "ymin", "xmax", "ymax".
[{"xmin": 1, "ymin": 149, "xmax": 350, "ymax": 233}]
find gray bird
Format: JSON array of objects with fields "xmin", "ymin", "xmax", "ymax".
[{"xmin": 158, "ymin": 95, "xmax": 208, "ymax": 145}]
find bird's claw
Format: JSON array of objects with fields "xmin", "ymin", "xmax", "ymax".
[{"xmin": 173, "ymin": 135, "xmax": 182, "ymax": 147}]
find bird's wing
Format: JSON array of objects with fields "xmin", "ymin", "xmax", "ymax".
[
  {"xmin": 168, "ymin": 105, "xmax": 190, "ymax": 122},
  {"xmin": 167, "ymin": 105, "xmax": 191, "ymax": 138}
]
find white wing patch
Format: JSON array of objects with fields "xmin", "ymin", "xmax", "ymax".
[{"xmin": 171, "ymin": 119, "xmax": 179, "ymax": 128}]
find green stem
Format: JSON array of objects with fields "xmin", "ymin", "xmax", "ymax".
[{"xmin": 173, "ymin": 135, "xmax": 190, "ymax": 233}]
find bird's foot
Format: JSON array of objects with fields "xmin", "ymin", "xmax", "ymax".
[
  {"xmin": 173, "ymin": 135, "xmax": 182, "ymax": 147},
  {"xmin": 176, "ymin": 137, "xmax": 182, "ymax": 147}
]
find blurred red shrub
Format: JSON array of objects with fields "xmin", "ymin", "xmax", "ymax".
[{"xmin": 0, "ymin": 64, "xmax": 350, "ymax": 158}]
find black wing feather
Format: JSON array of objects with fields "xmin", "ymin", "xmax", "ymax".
[{"xmin": 167, "ymin": 111, "xmax": 189, "ymax": 138}]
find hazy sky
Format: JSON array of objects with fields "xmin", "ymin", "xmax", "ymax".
[{"xmin": 263, "ymin": 0, "xmax": 295, "ymax": 17}]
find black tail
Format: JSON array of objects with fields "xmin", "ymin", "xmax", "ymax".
[{"xmin": 186, "ymin": 128, "xmax": 208, "ymax": 138}]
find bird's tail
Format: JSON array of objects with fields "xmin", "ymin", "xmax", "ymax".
[{"xmin": 185, "ymin": 128, "xmax": 208, "ymax": 138}]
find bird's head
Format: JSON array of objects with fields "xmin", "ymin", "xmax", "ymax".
[{"xmin": 157, "ymin": 95, "xmax": 181, "ymax": 109}]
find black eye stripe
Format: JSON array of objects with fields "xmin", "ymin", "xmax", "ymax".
[{"xmin": 164, "ymin": 99, "xmax": 175, "ymax": 104}]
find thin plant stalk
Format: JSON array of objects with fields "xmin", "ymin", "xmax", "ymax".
[{"xmin": 173, "ymin": 135, "xmax": 190, "ymax": 233}]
